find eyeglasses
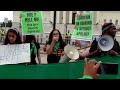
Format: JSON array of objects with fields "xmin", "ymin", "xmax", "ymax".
[{"xmin": 53, "ymin": 33, "xmax": 59, "ymax": 35}]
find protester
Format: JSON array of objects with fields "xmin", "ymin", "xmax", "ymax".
[
  {"xmin": 24, "ymin": 35, "xmax": 41, "ymax": 64},
  {"xmin": 46, "ymin": 29, "xmax": 66, "ymax": 63},
  {"xmin": 36, "ymin": 35, "xmax": 40, "ymax": 43},
  {"xmin": 82, "ymin": 58, "xmax": 101, "ymax": 79},
  {"xmin": 74, "ymin": 13, "xmax": 91, "ymax": 60},
  {"xmin": 88, "ymin": 23, "xmax": 120, "ymax": 58},
  {"xmin": 43, "ymin": 43, "xmax": 47, "ymax": 52},
  {"xmin": 43, "ymin": 35, "xmax": 48, "ymax": 52},
  {"xmin": 3, "ymin": 28, "xmax": 22, "ymax": 45},
  {"xmin": 75, "ymin": 40, "xmax": 91, "ymax": 60},
  {"xmin": 75, "ymin": 40, "xmax": 90, "ymax": 49}
]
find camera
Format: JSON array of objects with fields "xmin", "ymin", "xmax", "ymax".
[{"xmin": 97, "ymin": 62, "xmax": 119, "ymax": 75}]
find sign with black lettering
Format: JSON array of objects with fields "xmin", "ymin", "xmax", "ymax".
[
  {"xmin": 21, "ymin": 11, "xmax": 43, "ymax": 35},
  {"xmin": 72, "ymin": 13, "xmax": 93, "ymax": 41},
  {"xmin": 0, "ymin": 43, "xmax": 30, "ymax": 65}
]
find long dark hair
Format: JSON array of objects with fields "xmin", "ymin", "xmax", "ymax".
[
  {"xmin": 24, "ymin": 35, "xmax": 37, "ymax": 44},
  {"xmin": 47, "ymin": 29, "xmax": 66, "ymax": 47},
  {"xmin": 4, "ymin": 28, "xmax": 22, "ymax": 45},
  {"xmin": 24, "ymin": 35, "xmax": 37, "ymax": 49}
]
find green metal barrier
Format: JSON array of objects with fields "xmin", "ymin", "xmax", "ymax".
[
  {"xmin": 0, "ymin": 55, "xmax": 119, "ymax": 79},
  {"xmin": 0, "ymin": 61, "xmax": 84, "ymax": 79},
  {"xmin": 91, "ymin": 55, "xmax": 120, "ymax": 79}
]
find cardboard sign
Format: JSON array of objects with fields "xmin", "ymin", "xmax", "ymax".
[{"xmin": 0, "ymin": 43, "xmax": 30, "ymax": 65}]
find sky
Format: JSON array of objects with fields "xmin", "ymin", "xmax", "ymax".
[{"xmin": 0, "ymin": 11, "xmax": 13, "ymax": 22}]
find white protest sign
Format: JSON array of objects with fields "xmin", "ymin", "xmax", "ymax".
[{"xmin": 0, "ymin": 43, "xmax": 30, "ymax": 65}]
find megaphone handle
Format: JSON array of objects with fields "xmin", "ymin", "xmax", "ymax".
[
  {"xmin": 97, "ymin": 46, "xmax": 102, "ymax": 52},
  {"xmin": 56, "ymin": 48, "xmax": 63, "ymax": 56}
]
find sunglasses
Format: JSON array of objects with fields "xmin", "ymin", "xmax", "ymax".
[{"xmin": 53, "ymin": 33, "xmax": 59, "ymax": 35}]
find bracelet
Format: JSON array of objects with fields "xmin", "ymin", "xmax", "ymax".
[{"xmin": 82, "ymin": 75, "xmax": 93, "ymax": 79}]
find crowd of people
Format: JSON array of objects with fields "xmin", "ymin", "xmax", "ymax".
[{"xmin": 0, "ymin": 20, "xmax": 120, "ymax": 79}]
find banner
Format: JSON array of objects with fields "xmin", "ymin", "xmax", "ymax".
[
  {"xmin": 72, "ymin": 13, "xmax": 93, "ymax": 41},
  {"xmin": 21, "ymin": 11, "xmax": 44, "ymax": 35},
  {"xmin": 0, "ymin": 43, "xmax": 30, "ymax": 65}
]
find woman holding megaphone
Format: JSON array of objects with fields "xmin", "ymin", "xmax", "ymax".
[{"xmin": 46, "ymin": 29, "xmax": 66, "ymax": 64}]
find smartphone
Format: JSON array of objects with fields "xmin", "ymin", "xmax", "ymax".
[{"xmin": 97, "ymin": 62, "xmax": 119, "ymax": 75}]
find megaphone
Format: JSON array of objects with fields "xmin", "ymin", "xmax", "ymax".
[
  {"xmin": 59, "ymin": 45, "xmax": 79, "ymax": 63},
  {"xmin": 98, "ymin": 35, "xmax": 114, "ymax": 51}
]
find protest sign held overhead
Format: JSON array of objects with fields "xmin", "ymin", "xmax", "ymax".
[
  {"xmin": 72, "ymin": 13, "xmax": 93, "ymax": 41},
  {"xmin": 21, "ymin": 11, "xmax": 44, "ymax": 35}
]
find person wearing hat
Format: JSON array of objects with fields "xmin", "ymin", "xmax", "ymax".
[{"xmin": 87, "ymin": 23, "xmax": 120, "ymax": 58}]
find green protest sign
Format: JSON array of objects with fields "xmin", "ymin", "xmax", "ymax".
[
  {"xmin": 72, "ymin": 13, "xmax": 93, "ymax": 41},
  {"xmin": 21, "ymin": 11, "xmax": 43, "ymax": 35}
]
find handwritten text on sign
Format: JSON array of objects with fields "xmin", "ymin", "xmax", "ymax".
[
  {"xmin": 21, "ymin": 11, "xmax": 44, "ymax": 35},
  {"xmin": 72, "ymin": 13, "xmax": 93, "ymax": 41},
  {"xmin": 0, "ymin": 43, "xmax": 30, "ymax": 65}
]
